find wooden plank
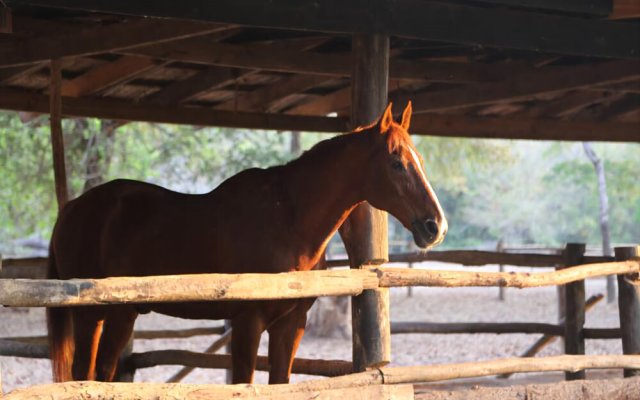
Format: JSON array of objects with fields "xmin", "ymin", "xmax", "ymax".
[
  {"xmin": 130, "ymin": 351, "xmax": 353, "ymax": 378},
  {"xmin": 146, "ymin": 67, "xmax": 255, "ymax": 105},
  {"xmin": 512, "ymin": 91, "xmax": 621, "ymax": 118},
  {"xmin": 61, "ymin": 55, "xmax": 157, "ymax": 97},
  {"xmin": 0, "ymin": 18, "xmax": 230, "ymax": 67},
  {"xmin": 286, "ymin": 85, "xmax": 351, "ymax": 116},
  {"xmin": 408, "ymin": 114, "xmax": 640, "ymax": 142},
  {"xmin": 1, "ymin": 261, "xmax": 638, "ymax": 307},
  {"xmin": 128, "ymin": 39, "xmax": 508, "ymax": 83},
  {"xmin": 1, "ymin": 87, "xmax": 638, "ymax": 142},
  {"xmin": 0, "ymin": 88, "xmax": 349, "ymax": 133},
  {"xmin": 562, "ymin": 243, "xmax": 586, "ymax": 380},
  {"xmin": 615, "ymin": 245, "xmax": 640, "ymax": 377},
  {"xmin": 17, "ymin": 0, "xmax": 640, "ymax": 58},
  {"xmin": 0, "ymin": 63, "xmax": 44, "ymax": 84},
  {"xmin": 48, "ymin": 59, "xmax": 68, "ymax": 210},
  {"xmin": 347, "ymin": 33, "xmax": 391, "ymax": 373},
  {"xmin": 462, "ymin": 0, "xmax": 612, "ymax": 16},
  {"xmin": 611, "ymin": 0, "xmax": 640, "ymax": 19},
  {"xmin": 417, "ymin": 377, "xmax": 640, "ymax": 400},
  {"xmin": 408, "ymin": 60, "xmax": 640, "ymax": 114},
  {"xmin": 215, "ymin": 74, "xmax": 333, "ymax": 112},
  {"xmin": 391, "ymin": 322, "xmax": 564, "ymax": 335},
  {"xmin": 3, "ymin": 381, "xmax": 414, "ymax": 400}
]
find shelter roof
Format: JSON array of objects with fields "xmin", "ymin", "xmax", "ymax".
[{"xmin": 0, "ymin": 0, "xmax": 638, "ymax": 141}]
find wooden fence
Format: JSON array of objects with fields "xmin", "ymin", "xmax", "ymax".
[{"xmin": 0, "ymin": 245, "xmax": 639, "ymax": 399}]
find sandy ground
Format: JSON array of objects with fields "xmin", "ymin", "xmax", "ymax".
[{"xmin": 0, "ymin": 263, "xmax": 625, "ymax": 394}]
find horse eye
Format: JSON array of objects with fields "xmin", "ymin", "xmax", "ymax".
[{"xmin": 392, "ymin": 160, "xmax": 405, "ymax": 171}]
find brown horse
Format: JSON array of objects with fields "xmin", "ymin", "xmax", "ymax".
[{"xmin": 47, "ymin": 102, "xmax": 447, "ymax": 384}]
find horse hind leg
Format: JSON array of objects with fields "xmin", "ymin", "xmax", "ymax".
[
  {"xmin": 71, "ymin": 307, "xmax": 105, "ymax": 380},
  {"xmin": 231, "ymin": 310, "xmax": 267, "ymax": 383},
  {"xmin": 95, "ymin": 306, "xmax": 138, "ymax": 382}
]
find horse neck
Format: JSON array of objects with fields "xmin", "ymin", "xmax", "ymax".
[{"xmin": 281, "ymin": 133, "xmax": 371, "ymax": 265}]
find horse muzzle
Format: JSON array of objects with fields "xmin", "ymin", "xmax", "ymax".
[{"xmin": 411, "ymin": 218, "xmax": 447, "ymax": 249}]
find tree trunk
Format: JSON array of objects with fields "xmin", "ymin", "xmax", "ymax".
[{"xmin": 582, "ymin": 142, "xmax": 615, "ymax": 303}]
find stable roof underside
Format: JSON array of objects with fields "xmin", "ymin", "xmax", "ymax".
[{"xmin": 0, "ymin": 0, "xmax": 639, "ymax": 141}]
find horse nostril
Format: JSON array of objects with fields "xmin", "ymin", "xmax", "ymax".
[{"xmin": 424, "ymin": 219, "xmax": 439, "ymax": 238}]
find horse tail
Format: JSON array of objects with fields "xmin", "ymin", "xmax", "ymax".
[{"xmin": 46, "ymin": 245, "xmax": 74, "ymax": 382}]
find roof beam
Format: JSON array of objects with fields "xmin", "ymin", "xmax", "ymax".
[
  {"xmin": 145, "ymin": 67, "xmax": 255, "ymax": 105},
  {"xmin": 1, "ymin": 87, "xmax": 637, "ymax": 142},
  {"xmin": 407, "ymin": 60, "xmax": 640, "ymax": 114},
  {"xmin": 127, "ymin": 39, "xmax": 508, "ymax": 83},
  {"xmin": 61, "ymin": 56, "xmax": 157, "ymax": 97},
  {"xmin": 0, "ymin": 18, "xmax": 230, "ymax": 67},
  {"xmin": 463, "ymin": 0, "xmax": 612, "ymax": 16},
  {"xmin": 15, "ymin": 0, "xmax": 639, "ymax": 58}
]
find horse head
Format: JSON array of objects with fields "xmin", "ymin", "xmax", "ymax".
[{"xmin": 359, "ymin": 102, "xmax": 447, "ymax": 249}]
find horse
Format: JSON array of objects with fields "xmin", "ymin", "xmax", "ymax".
[{"xmin": 47, "ymin": 102, "xmax": 447, "ymax": 384}]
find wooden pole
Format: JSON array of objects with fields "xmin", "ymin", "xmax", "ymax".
[
  {"xmin": 615, "ymin": 245, "xmax": 640, "ymax": 377},
  {"xmin": 49, "ymin": 59, "xmax": 69, "ymax": 209},
  {"xmin": 497, "ymin": 240, "xmax": 505, "ymax": 301},
  {"xmin": 563, "ymin": 243, "xmax": 586, "ymax": 380},
  {"xmin": 347, "ymin": 32, "xmax": 391, "ymax": 372}
]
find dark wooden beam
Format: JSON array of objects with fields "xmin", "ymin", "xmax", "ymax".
[
  {"xmin": 510, "ymin": 91, "xmax": 622, "ymax": 118},
  {"xmin": 1, "ymin": 88, "xmax": 637, "ymax": 141},
  {"xmin": 15, "ymin": 0, "xmax": 639, "ymax": 58},
  {"xmin": 409, "ymin": 113, "xmax": 640, "ymax": 142},
  {"xmin": 127, "ymin": 39, "xmax": 508, "ymax": 83},
  {"xmin": 0, "ymin": 18, "xmax": 230, "ymax": 67},
  {"xmin": 0, "ymin": 88, "xmax": 349, "ymax": 133},
  {"xmin": 407, "ymin": 60, "xmax": 640, "ymax": 113},
  {"xmin": 463, "ymin": 0, "xmax": 612, "ymax": 16},
  {"xmin": 48, "ymin": 60, "xmax": 69, "ymax": 209}
]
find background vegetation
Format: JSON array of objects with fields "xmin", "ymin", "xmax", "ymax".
[{"xmin": 1, "ymin": 111, "xmax": 638, "ymax": 256}]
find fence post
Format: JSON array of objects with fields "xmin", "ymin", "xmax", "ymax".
[
  {"xmin": 497, "ymin": 240, "xmax": 505, "ymax": 301},
  {"xmin": 615, "ymin": 245, "xmax": 640, "ymax": 378},
  {"xmin": 346, "ymin": 32, "xmax": 391, "ymax": 373},
  {"xmin": 563, "ymin": 243, "xmax": 586, "ymax": 380}
]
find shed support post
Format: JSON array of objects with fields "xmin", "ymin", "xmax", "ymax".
[
  {"xmin": 563, "ymin": 243, "xmax": 586, "ymax": 380},
  {"xmin": 615, "ymin": 246, "xmax": 640, "ymax": 378},
  {"xmin": 49, "ymin": 59, "xmax": 69, "ymax": 210},
  {"xmin": 345, "ymin": 33, "xmax": 391, "ymax": 372}
]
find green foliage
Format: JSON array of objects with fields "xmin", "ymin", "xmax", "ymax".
[{"xmin": 0, "ymin": 109, "xmax": 638, "ymax": 256}]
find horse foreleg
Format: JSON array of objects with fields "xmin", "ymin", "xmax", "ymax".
[
  {"xmin": 231, "ymin": 311, "xmax": 266, "ymax": 383},
  {"xmin": 95, "ymin": 306, "xmax": 138, "ymax": 382},
  {"xmin": 267, "ymin": 298, "xmax": 315, "ymax": 384},
  {"xmin": 71, "ymin": 308, "xmax": 105, "ymax": 380}
]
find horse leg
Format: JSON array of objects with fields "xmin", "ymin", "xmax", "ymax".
[
  {"xmin": 267, "ymin": 298, "xmax": 316, "ymax": 384},
  {"xmin": 71, "ymin": 307, "xmax": 105, "ymax": 380},
  {"xmin": 231, "ymin": 310, "xmax": 266, "ymax": 384},
  {"xmin": 95, "ymin": 306, "xmax": 138, "ymax": 382}
]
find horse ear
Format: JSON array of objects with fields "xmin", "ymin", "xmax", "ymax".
[
  {"xmin": 379, "ymin": 102, "xmax": 394, "ymax": 133},
  {"xmin": 400, "ymin": 101, "xmax": 412, "ymax": 131}
]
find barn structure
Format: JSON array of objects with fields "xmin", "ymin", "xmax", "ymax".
[{"xmin": 0, "ymin": 0, "xmax": 639, "ymax": 399}]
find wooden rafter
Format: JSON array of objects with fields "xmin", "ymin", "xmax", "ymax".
[
  {"xmin": 408, "ymin": 60, "xmax": 640, "ymax": 114},
  {"xmin": 0, "ymin": 63, "xmax": 45, "ymax": 84},
  {"xmin": 0, "ymin": 18, "xmax": 230, "ymax": 67},
  {"xmin": 509, "ymin": 91, "xmax": 623, "ymax": 119},
  {"xmin": 146, "ymin": 67, "xmax": 255, "ymax": 105},
  {"xmin": 1, "ymin": 88, "xmax": 637, "ymax": 142},
  {"xmin": 215, "ymin": 74, "xmax": 334, "ymax": 112},
  {"xmin": 14, "ymin": 0, "xmax": 639, "ymax": 58},
  {"xmin": 61, "ymin": 56, "xmax": 158, "ymax": 97},
  {"xmin": 611, "ymin": 0, "xmax": 640, "ymax": 19},
  {"xmin": 126, "ymin": 39, "xmax": 520, "ymax": 83}
]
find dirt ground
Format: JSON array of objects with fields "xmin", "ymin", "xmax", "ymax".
[{"xmin": 0, "ymin": 263, "xmax": 626, "ymax": 395}]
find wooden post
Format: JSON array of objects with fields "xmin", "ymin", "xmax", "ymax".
[
  {"xmin": 347, "ymin": 32, "xmax": 391, "ymax": 372},
  {"xmin": 615, "ymin": 245, "xmax": 640, "ymax": 378},
  {"xmin": 497, "ymin": 240, "xmax": 505, "ymax": 301},
  {"xmin": 563, "ymin": 243, "xmax": 586, "ymax": 380},
  {"xmin": 49, "ymin": 59, "xmax": 69, "ymax": 209}
]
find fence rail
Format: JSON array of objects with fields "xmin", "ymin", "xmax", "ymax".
[{"xmin": 1, "ymin": 260, "xmax": 637, "ymax": 307}]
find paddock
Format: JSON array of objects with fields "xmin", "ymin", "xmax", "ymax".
[{"xmin": 1, "ymin": 0, "xmax": 639, "ymax": 398}]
